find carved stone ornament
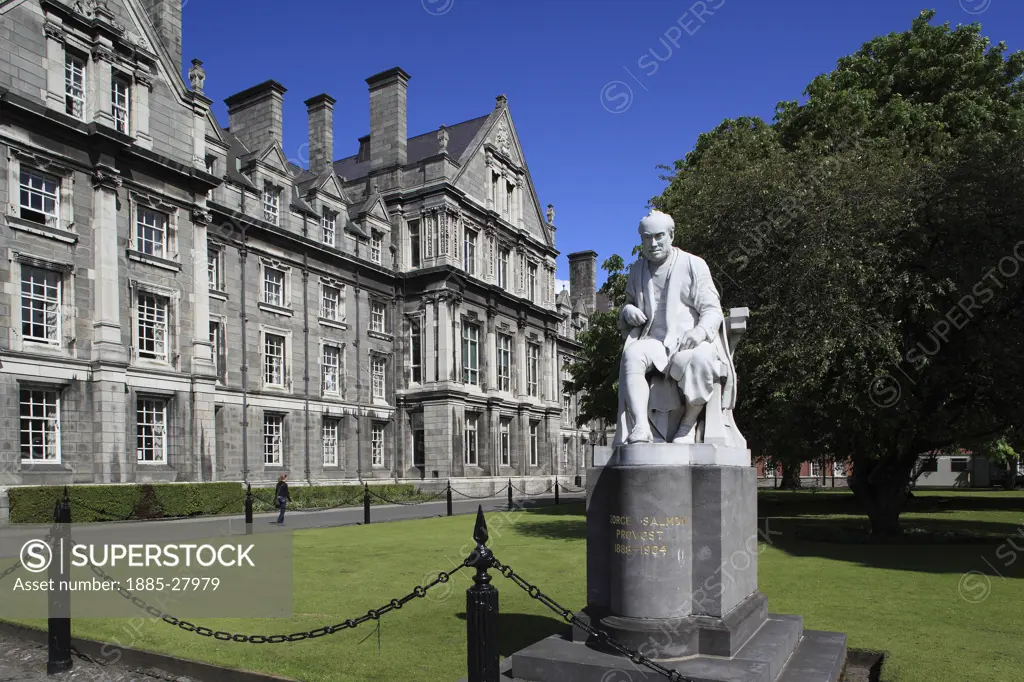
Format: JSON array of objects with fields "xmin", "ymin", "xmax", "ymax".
[
  {"xmin": 43, "ymin": 22, "xmax": 65, "ymax": 42},
  {"xmin": 191, "ymin": 209, "xmax": 213, "ymax": 226},
  {"xmin": 546, "ymin": 204, "xmax": 555, "ymax": 225},
  {"xmin": 91, "ymin": 168, "xmax": 122, "ymax": 190},
  {"xmin": 437, "ymin": 124, "xmax": 449, "ymax": 153},
  {"xmin": 188, "ymin": 59, "xmax": 206, "ymax": 94},
  {"xmin": 494, "ymin": 120, "xmax": 510, "ymax": 156}
]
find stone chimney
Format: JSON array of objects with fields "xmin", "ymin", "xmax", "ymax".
[
  {"xmin": 224, "ymin": 81, "xmax": 286, "ymax": 153},
  {"xmin": 366, "ymin": 67, "xmax": 410, "ymax": 172},
  {"xmin": 305, "ymin": 94, "xmax": 336, "ymax": 176},
  {"xmin": 568, "ymin": 250, "xmax": 598, "ymax": 313},
  {"xmin": 142, "ymin": 0, "xmax": 182, "ymax": 69}
]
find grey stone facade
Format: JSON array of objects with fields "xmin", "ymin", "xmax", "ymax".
[{"xmin": 0, "ymin": 0, "xmax": 597, "ymax": 508}]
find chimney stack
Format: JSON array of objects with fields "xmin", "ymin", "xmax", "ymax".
[
  {"xmin": 366, "ymin": 67, "xmax": 410, "ymax": 172},
  {"xmin": 568, "ymin": 250, "xmax": 599, "ymax": 313},
  {"xmin": 305, "ymin": 94, "xmax": 336, "ymax": 176},
  {"xmin": 142, "ymin": 0, "xmax": 182, "ymax": 69},
  {"xmin": 224, "ymin": 80, "xmax": 287, "ymax": 153}
]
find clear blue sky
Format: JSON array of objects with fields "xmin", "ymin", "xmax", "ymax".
[{"xmin": 181, "ymin": 0, "xmax": 1024, "ymax": 289}]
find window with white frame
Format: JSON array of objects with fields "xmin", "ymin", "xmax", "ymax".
[
  {"xmin": 321, "ymin": 209, "xmax": 336, "ymax": 247},
  {"xmin": 21, "ymin": 266, "xmax": 62, "ymax": 345},
  {"xmin": 264, "ymin": 414, "xmax": 283, "ymax": 465},
  {"xmin": 527, "ymin": 343, "xmax": 540, "ymax": 397},
  {"xmin": 371, "ymin": 422, "xmax": 385, "ymax": 466},
  {"xmin": 136, "ymin": 208, "xmax": 169, "ymax": 258},
  {"xmin": 371, "ymin": 355, "xmax": 386, "ymax": 400},
  {"xmin": 136, "ymin": 398, "xmax": 167, "ymax": 463},
  {"xmin": 464, "ymin": 413, "xmax": 479, "ymax": 465},
  {"xmin": 19, "ymin": 168, "xmax": 60, "ymax": 227},
  {"xmin": 462, "ymin": 322, "xmax": 480, "ymax": 385},
  {"xmin": 20, "ymin": 388, "xmax": 60, "ymax": 462},
  {"xmin": 496, "ymin": 334, "xmax": 511, "ymax": 392},
  {"xmin": 370, "ymin": 232, "xmax": 382, "ymax": 264},
  {"xmin": 497, "ymin": 248, "xmax": 509, "ymax": 289},
  {"xmin": 207, "ymin": 243, "xmax": 222, "ymax": 290},
  {"xmin": 463, "ymin": 229, "xmax": 477, "ymax": 275},
  {"xmin": 529, "ymin": 422, "xmax": 539, "ymax": 467},
  {"xmin": 320, "ymin": 283, "xmax": 342, "ymax": 321},
  {"xmin": 564, "ymin": 394, "xmax": 572, "ymax": 425},
  {"xmin": 322, "ymin": 344, "xmax": 341, "ymax": 394},
  {"xmin": 528, "ymin": 263, "xmax": 538, "ymax": 302},
  {"xmin": 263, "ymin": 184, "xmax": 280, "ymax": 224},
  {"xmin": 264, "ymin": 333, "xmax": 286, "ymax": 387},
  {"xmin": 111, "ymin": 75, "xmax": 131, "ymax": 134},
  {"xmin": 322, "ymin": 419, "xmax": 339, "ymax": 466},
  {"xmin": 263, "ymin": 266, "xmax": 286, "ymax": 306},
  {"xmin": 809, "ymin": 460, "xmax": 823, "ymax": 478},
  {"xmin": 370, "ymin": 301, "xmax": 386, "ymax": 333},
  {"xmin": 137, "ymin": 293, "xmax": 168, "ymax": 361},
  {"xmin": 64, "ymin": 53, "xmax": 86, "ymax": 120},
  {"xmin": 409, "ymin": 319, "xmax": 422, "ymax": 383},
  {"xmin": 499, "ymin": 419, "xmax": 511, "ymax": 467},
  {"xmin": 490, "ymin": 172, "xmax": 500, "ymax": 210},
  {"xmin": 209, "ymin": 320, "xmax": 224, "ymax": 382},
  {"xmin": 408, "ymin": 219, "xmax": 421, "ymax": 268},
  {"xmin": 205, "ymin": 156, "xmax": 216, "ymax": 200},
  {"xmin": 562, "ymin": 439, "xmax": 569, "ymax": 470},
  {"xmin": 505, "ymin": 183, "xmax": 515, "ymax": 222}
]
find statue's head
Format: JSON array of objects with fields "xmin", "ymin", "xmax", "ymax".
[{"xmin": 638, "ymin": 210, "xmax": 674, "ymax": 264}]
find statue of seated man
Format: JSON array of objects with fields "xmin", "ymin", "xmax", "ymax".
[{"xmin": 613, "ymin": 210, "xmax": 734, "ymax": 446}]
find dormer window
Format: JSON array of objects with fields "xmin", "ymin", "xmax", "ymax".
[
  {"xmin": 370, "ymin": 233, "xmax": 382, "ymax": 264},
  {"xmin": 263, "ymin": 184, "xmax": 280, "ymax": 225},
  {"xmin": 321, "ymin": 209, "xmax": 336, "ymax": 247}
]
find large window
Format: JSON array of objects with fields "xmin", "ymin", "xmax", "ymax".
[
  {"xmin": 137, "ymin": 293, "xmax": 168, "ymax": 361},
  {"xmin": 463, "ymin": 229, "xmax": 477, "ymax": 275},
  {"xmin": 322, "ymin": 420, "xmax": 338, "ymax": 466},
  {"xmin": 370, "ymin": 302, "xmax": 386, "ymax": 333},
  {"xmin": 951, "ymin": 458, "xmax": 970, "ymax": 473},
  {"xmin": 564, "ymin": 393, "xmax": 572, "ymax": 425},
  {"xmin": 371, "ymin": 423, "xmax": 385, "ymax": 467},
  {"xmin": 111, "ymin": 76, "xmax": 130, "ymax": 134},
  {"xmin": 462, "ymin": 322, "xmax": 480, "ymax": 385},
  {"xmin": 371, "ymin": 355, "xmax": 386, "ymax": 400},
  {"xmin": 263, "ymin": 267, "xmax": 286, "ymax": 306},
  {"xmin": 527, "ymin": 343, "xmax": 540, "ymax": 397},
  {"xmin": 264, "ymin": 414, "xmax": 283, "ymax": 465},
  {"xmin": 322, "ymin": 344, "xmax": 341, "ymax": 394},
  {"xmin": 209, "ymin": 320, "xmax": 224, "ymax": 382},
  {"xmin": 409, "ymin": 219, "xmax": 421, "ymax": 268},
  {"xmin": 136, "ymin": 398, "xmax": 167, "ymax": 463},
  {"xmin": 264, "ymin": 333, "xmax": 286, "ymax": 387},
  {"xmin": 409, "ymin": 319, "xmax": 422, "ymax": 383},
  {"xmin": 263, "ymin": 184, "xmax": 280, "ymax": 224},
  {"xmin": 20, "ymin": 388, "xmax": 60, "ymax": 462},
  {"xmin": 21, "ymin": 266, "xmax": 62, "ymax": 345},
  {"xmin": 320, "ymin": 284, "xmax": 342, "ymax": 321},
  {"xmin": 19, "ymin": 168, "xmax": 60, "ymax": 227},
  {"xmin": 321, "ymin": 209, "xmax": 336, "ymax": 247},
  {"xmin": 529, "ymin": 422, "xmax": 539, "ymax": 467},
  {"xmin": 562, "ymin": 439, "xmax": 570, "ymax": 470},
  {"xmin": 497, "ymin": 248, "xmax": 509, "ymax": 289},
  {"xmin": 499, "ymin": 419, "xmax": 511, "ymax": 467},
  {"xmin": 528, "ymin": 264, "xmax": 538, "ymax": 302},
  {"xmin": 207, "ymin": 244, "xmax": 222, "ymax": 290},
  {"xmin": 496, "ymin": 334, "xmax": 511, "ymax": 392},
  {"xmin": 464, "ymin": 414, "xmax": 479, "ymax": 465},
  {"xmin": 370, "ymin": 233, "xmax": 382, "ymax": 264},
  {"xmin": 64, "ymin": 54, "xmax": 86, "ymax": 120},
  {"xmin": 136, "ymin": 208, "xmax": 169, "ymax": 258}
]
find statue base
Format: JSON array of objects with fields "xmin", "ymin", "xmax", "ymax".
[{"xmin": 498, "ymin": 445, "xmax": 846, "ymax": 682}]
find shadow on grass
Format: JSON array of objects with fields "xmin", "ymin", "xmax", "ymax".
[
  {"xmin": 758, "ymin": 489, "xmax": 1024, "ymax": 518},
  {"xmin": 455, "ymin": 612, "xmax": 567, "ymax": 657}
]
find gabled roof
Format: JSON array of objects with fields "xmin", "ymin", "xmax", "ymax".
[
  {"xmin": 219, "ymin": 128, "xmax": 256, "ymax": 189},
  {"xmin": 555, "ymin": 289, "xmax": 571, "ymax": 308}
]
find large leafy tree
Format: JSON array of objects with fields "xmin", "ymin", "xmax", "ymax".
[{"xmin": 650, "ymin": 11, "xmax": 1024, "ymax": 535}]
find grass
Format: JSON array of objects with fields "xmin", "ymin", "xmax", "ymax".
[{"xmin": 4, "ymin": 490, "xmax": 1024, "ymax": 682}]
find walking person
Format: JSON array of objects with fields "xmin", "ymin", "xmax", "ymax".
[{"xmin": 275, "ymin": 474, "xmax": 291, "ymax": 524}]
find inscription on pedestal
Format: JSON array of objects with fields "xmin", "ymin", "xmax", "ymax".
[{"xmin": 608, "ymin": 515, "xmax": 686, "ymax": 558}]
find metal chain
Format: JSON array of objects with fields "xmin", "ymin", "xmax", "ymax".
[
  {"xmin": 510, "ymin": 483, "xmax": 554, "ymax": 497},
  {"xmin": 365, "ymin": 488, "xmax": 446, "ymax": 506},
  {"xmin": 449, "ymin": 484, "xmax": 510, "ymax": 500},
  {"xmin": 558, "ymin": 483, "xmax": 586, "ymax": 494},
  {"xmin": 80, "ymin": 543, "xmax": 470, "ymax": 643},
  {"xmin": 491, "ymin": 557, "xmax": 692, "ymax": 682},
  {"xmin": 0, "ymin": 560, "xmax": 22, "ymax": 582}
]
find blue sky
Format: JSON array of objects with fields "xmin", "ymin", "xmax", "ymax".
[{"xmin": 182, "ymin": 0, "xmax": 1024, "ymax": 290}]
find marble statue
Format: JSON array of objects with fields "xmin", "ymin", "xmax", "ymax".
[
  {"xmin": 188, "ymin": 59, "xmax": 206, "ymax": 94},
  {"xmin": 437, "ymin": 124, "xmax": 449, "ymax": 153},
  {"xmin": 613, "ymin": 210, "xmax": 744, "ymax": 448}
]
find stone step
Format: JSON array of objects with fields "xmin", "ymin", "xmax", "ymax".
[
  {"xmin": 733, "ymin": 614, "xmax": 804, "ymax": 682},
  {"xmin": 776, "ymin": 630, "xmax": 847, "ymax": 682}
]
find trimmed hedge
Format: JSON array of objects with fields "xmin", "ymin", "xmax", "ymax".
[{"xmin": 8, "ymin": 482, "xmax": 431, "ymax": 523}]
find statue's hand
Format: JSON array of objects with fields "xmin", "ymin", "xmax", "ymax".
[
  {"xmin": 677, "ymin": 328, "xmax": 706, "ymax": 351},
  {"xmin": 622, "ymin": 305, "xmax": 648, "ymax": 327}
]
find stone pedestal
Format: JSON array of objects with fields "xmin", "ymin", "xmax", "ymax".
[{"xmin": 502, "ymin": 444, "xmax": 847, "ymax": 682}]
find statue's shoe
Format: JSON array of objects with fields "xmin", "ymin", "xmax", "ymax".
[
  {"xmin": 625, "ymin": 426, "xmax": 653, "ymax": 444},
  {"xmin": 671, "ymin": 424, "xmax": 697, "ymax": 444}
]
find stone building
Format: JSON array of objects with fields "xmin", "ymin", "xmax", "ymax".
[{"xmin": 0, "ymin": 0, "xmax": 598, "ymax": 501}]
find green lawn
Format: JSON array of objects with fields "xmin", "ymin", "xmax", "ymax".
[{"xmin": 6, "ymin": 490, "xmax": 1024, "ymax": 682}]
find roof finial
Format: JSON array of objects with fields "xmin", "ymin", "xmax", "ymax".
[
  {"xmin": 495, "ymin": 94, "xmax": 507, "ymax": 109},
  {"xmin": 438, "ymin": 124, "xmax": 449, "ymax": 153},
  {"xmin": 546, "ymin": 203, "xmax": 555, "ymax": 225},
  {"xmin": 188, "ymin": 58, "xmax": 206, "ymax": 94}
]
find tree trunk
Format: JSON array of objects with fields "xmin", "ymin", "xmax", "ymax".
[
  {"xmin": 780, "ymin": 460, "xmax": 802, "ymax": 490},
  {"xmin": 848, "ymin": 456, "xmax": 915, "ymax": 538},
  {"xmin": 1006, "ymin": 456, "xmax": 1019, "ymax": 491}
]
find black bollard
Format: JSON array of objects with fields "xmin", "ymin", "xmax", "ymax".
[
  {"xmin": 554, "ymin": 476, "xmax": 560, "ymax": 505},
  {"xmin": 466, "ymin": 506, "xmax": 499, "ymax": 682},
  {"xmin": 47, "ymin": 489, "xmax": 72, "ymax": 674},
  {"xmin": 363, "ymin": 483, "xmax": 371, "ymax": 525},
  {"xmin": 446, "ymin": 480, "xmax": 453, "ymax": 517},
  {"xmin": 244, "ymin": 483, "xmax": 253, "ymax": 535},
  {"xmin": 507, "ymin": 478, "xmax": 513, "ymax": 512}
]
